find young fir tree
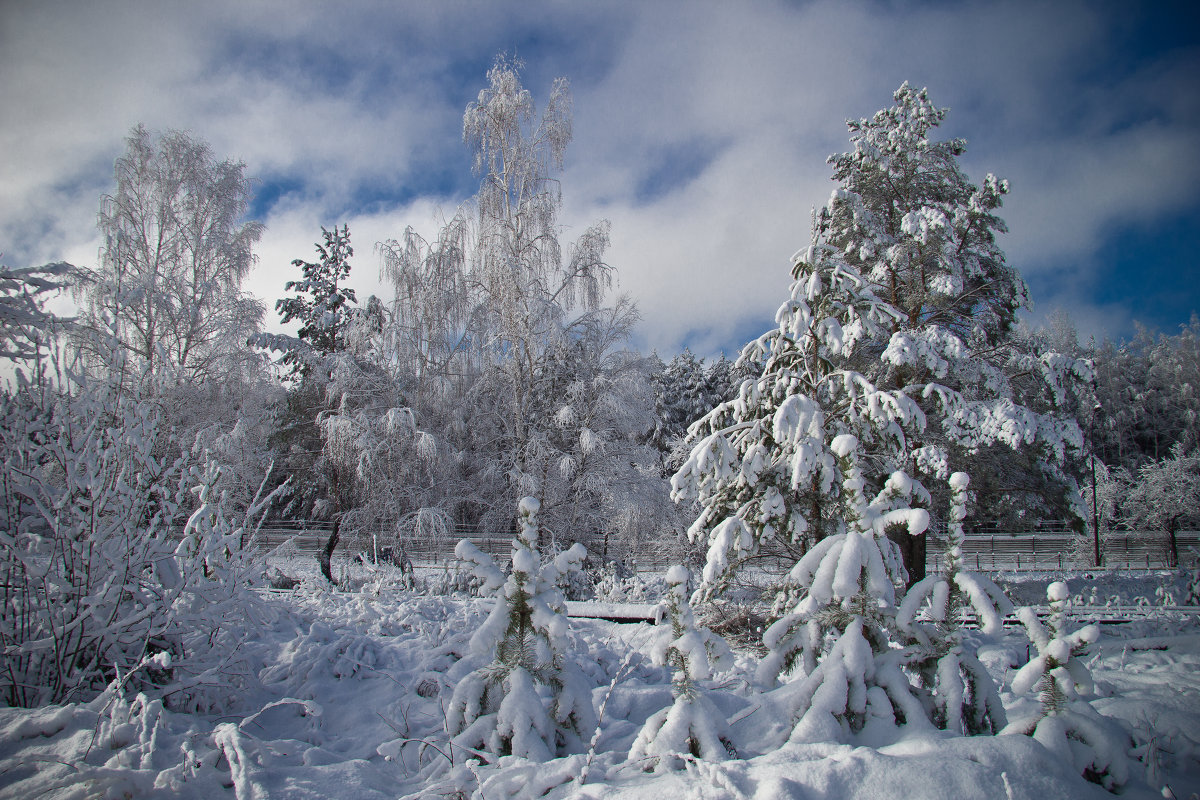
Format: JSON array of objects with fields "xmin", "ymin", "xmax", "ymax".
[
  {"xmin": 252, "ymin": 224, "xmax": 357, "ymax": 379},
  {"xmin": 630, "ymin": 566, "xmax": 734, "ymax": 771},
  {"xmin": 896, "ymin": 472, "xmax": 1011, "ymax": 734},
  {"xmin": 754, "ymin": 435, "xmax": 934, "ymax": 744},
  {"xmin": 444, "ymin": 497, "xmax": 594, "ymax": 761},
  {"xmin": 1003, "ymin": 581, "xmax": 1131, "ymax": 791}
]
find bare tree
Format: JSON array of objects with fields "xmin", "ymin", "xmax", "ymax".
[
  {"xmin": 73, "ymin": 125, "xmax": 264, "ymax": 394},
  {"xmin": 319, "ymin": 58, "xmax": 664, "ymax": 554}
]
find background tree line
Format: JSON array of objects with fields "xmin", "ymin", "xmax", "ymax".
[{"xmin": 2, "ymin": 62, "xmax": 1197, "ymax": 584}]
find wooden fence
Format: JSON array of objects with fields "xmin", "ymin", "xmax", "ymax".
[
  {"xmin": 927, "ymin": 531, "xmax": 1199, "ymax": 572},
  {"xmin": 256, "ymin": 522, "xmax": 1199, "ymax": 573}
]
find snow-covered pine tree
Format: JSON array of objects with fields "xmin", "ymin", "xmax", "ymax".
[
  {"xmin": 630, "ymin": 566, "xmax": 734, "ymax": 771},
  {"xmin": 896, "ymin": 472, "xmax": 1011, "ymax": 734},
  {"xmin": 754, "ymin": 434, "xmax": 934, "ymax": 744},
  {"xmin": 251, "ymin": 224, "xmax": 357, "ymax": 380},
  {"xmin": 444, "ymin": 497, "xmax": 594, "ymax": 761},
  {"xmin": 1003, "ymin": 581, "xmax": 1131, "ymax": 790},
  {"xmin": 671, "ymin": 178, "xmax": 935, "ymax": 604},
  {"xmin": 820, "ymin": 84, "xmax": 1089, "ymax": 568}
]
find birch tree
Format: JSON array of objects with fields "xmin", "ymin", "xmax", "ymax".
[{"xmin": 73, "ymin": 125, "xmax": 265, "ymax": 394}]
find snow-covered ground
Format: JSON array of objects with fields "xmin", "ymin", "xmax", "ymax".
[{"xmin": 1, "ymin": 563, "xmax": 1197, "ymax": 799}]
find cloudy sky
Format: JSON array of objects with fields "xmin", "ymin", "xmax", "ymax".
[{"xmin": 2, "ymin": 0, "xmax": 1198, "ymax": 357}]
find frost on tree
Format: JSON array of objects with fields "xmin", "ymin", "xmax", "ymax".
[
  {"xmin": 754, "ymin": 436, "xmax": 934, "ymax": 744},
  {"xmin": 0, "ymin": 259, "xmax": 70, "ymax": 361},
  {"xmin": 316, "ymin": 57, "xmax": 664, "ymax": 554},
  {"xmin": 72, "ymin": 125, "xmax": 265, "ymax": 394},
  {"xmin": 896, "ymin": 472, "xmax": 1011, "ymax": 734},
  {"xmin": 444, "ymin": 497, "xmax": 594, "ymax": 761},
  {"xmin": 630, "ymin": 566, "xmax": 734, "ymax": 771},
  {"xmin": 1003, "ymin": 582, "xmax": 1131, "ymax": 791}
]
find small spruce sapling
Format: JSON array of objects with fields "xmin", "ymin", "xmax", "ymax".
[
  {"xmin": 630, "ymin": 566, "xmax": 734, "ymax": 771},
  {"xmin": 1185, "ymin": 548, "xmax": 1200, "ymax": 605},
  {"xmin": 1003, "ymin": 581, "xmax": 1131, "ymax": 791},
  {"xmin": 444, "ymin": 497, "xmax": 594, "ymax": 761},
  {"xmin": 757, "ymin": 435, "xmax": 933, "ymax": 745},
  {"xmin": 897, "ymin": 472, "xmax": 1011, "ymax": 734}
]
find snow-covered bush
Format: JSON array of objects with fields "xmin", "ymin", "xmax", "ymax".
[
  {"xmin": 0, "ymin": 377, "xmax": 187, "ymax": 707},
  {"xmin": 897, "ymin": 472, "xmax": 1011, "ymax": 734},
  {"xmin": 755, "ymin": 436, "xmax": 934, "ymax": 744},
  {"xmin": 1004, "ymin": 581, "xmax": 1132, "ymax": 790},
  {"xmin": 630, "ymin": 565, "xmax": 734, "ymax": 770},
  {"xmin": 591, "ymin": 559, "xmax": 665, "ymax": 604},
  {"xmin": 0, "ymin": 360, "xmax": 278, "ymax": 710},
  {"xmin": 443, "ymin": 497, "xmax": 594, "ymax": 761}
]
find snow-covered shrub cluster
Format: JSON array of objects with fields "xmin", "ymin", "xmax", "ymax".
[
  {"xmin": 0, "ymin": 360, "xmax": 275, "ymax": 711},
  {"xmin": 444, "ymin": 497, "xmax": 595, "ymax": 761},
  {"xmin": 590, "ymin": 559, "xmax": 666, "ymax": 604}
]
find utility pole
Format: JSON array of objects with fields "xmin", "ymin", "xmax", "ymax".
[{"xmin": 1090, "ymin": 401, "xmax": 1102, "ymax": 568}]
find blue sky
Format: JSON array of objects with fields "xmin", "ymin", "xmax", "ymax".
[{"xmin": 1, "ymin": 0, "xmax": 1197, "ymax": 357}]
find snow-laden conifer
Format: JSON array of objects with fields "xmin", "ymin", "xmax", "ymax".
[
  {"xmin": 630, "ymin": 566, "xmax": 734, "ymax": 771},
  {"xmin": 444, "ymin": 497, "xmax": 594, "ymax": 761},
  {"xmin": 671, "ymin": 222, "xmax": 928, "ymax": 604},
  {"xmin": 756, "ymin": 436, "xmax": 934, "ymax": 744},
  {"xmin": 897, "ymin": 472, "xmax": 1011, "ymax": 734},
  {"xmin": 822, "ymin": 83, "xmax": 1090, "ymax": 540},
  {"xmin": 1003, "ymin": 581, "xmax": 1131, "ymax": 791}
]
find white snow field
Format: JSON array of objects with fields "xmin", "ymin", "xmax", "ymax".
[{"xmin": 1, "ymin": 566, "xmax": 1197, "ymax": 800}]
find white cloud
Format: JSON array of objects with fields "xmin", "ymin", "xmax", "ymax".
[{"xmin": 2, "ymin": 0, "xmax": 1196, "ymax": 357}]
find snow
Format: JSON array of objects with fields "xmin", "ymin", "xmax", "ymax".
[{"xmin": 0, "ymin": 569, "xmax": 1197, "ymax": 799}]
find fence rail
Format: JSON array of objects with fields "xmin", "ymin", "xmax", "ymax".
[
  {"xmin": 256, "ymin": 523, "xmax": 1200, "ymax": 573},
  {"xmin": 927, "ymin": 531, "xmax": 1199, "ymax": 572}
]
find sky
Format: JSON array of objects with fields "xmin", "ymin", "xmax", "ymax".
[{"xmin": 2, "ymin": 0, "xmax": 1198, "ymax": 358}]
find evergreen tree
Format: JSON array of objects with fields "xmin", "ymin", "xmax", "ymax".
[
  {"xmin": 896, "ymin": 472, "xmax": 1011, "ymax": 734},
  {"xmin": 671, "ymin": 206, "xmax": 931, "ymax": 601},
  {"xmin": 1004, "ymin": 582, "xmax": 1131, "ymax": 791},
  {"xmin": 444, "ymin": 497, "xmax": 594, "ymax": 761},
  {"xmin": 753, "ymin": 435, "xmax": 933, "ymax": 744},
  {"xmin": 251, "ymin": 226, "xmax": 360, "ymax": 519},
  {"xmin": 630, "ymin": 566, "xmax": 734, "ymax": 770},
  {"xmin": 819, "ymin": 84, "xmax": 1088, "ymax": 567},
  {"xmin": 259, "ymin": 224, "xmax": 357, "ymax": 378}
]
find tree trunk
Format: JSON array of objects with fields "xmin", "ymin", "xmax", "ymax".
[
  {"xmin": 1168, "ymin": 516, "xmax": 1180, "ymax": 569},
  {"xmin": 318, "ymin": 519, "xmax": 341, "ymax": 585},
  {"xmin": 888, "ymin": 529, "xmax": 926, "ymax": 588}
]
